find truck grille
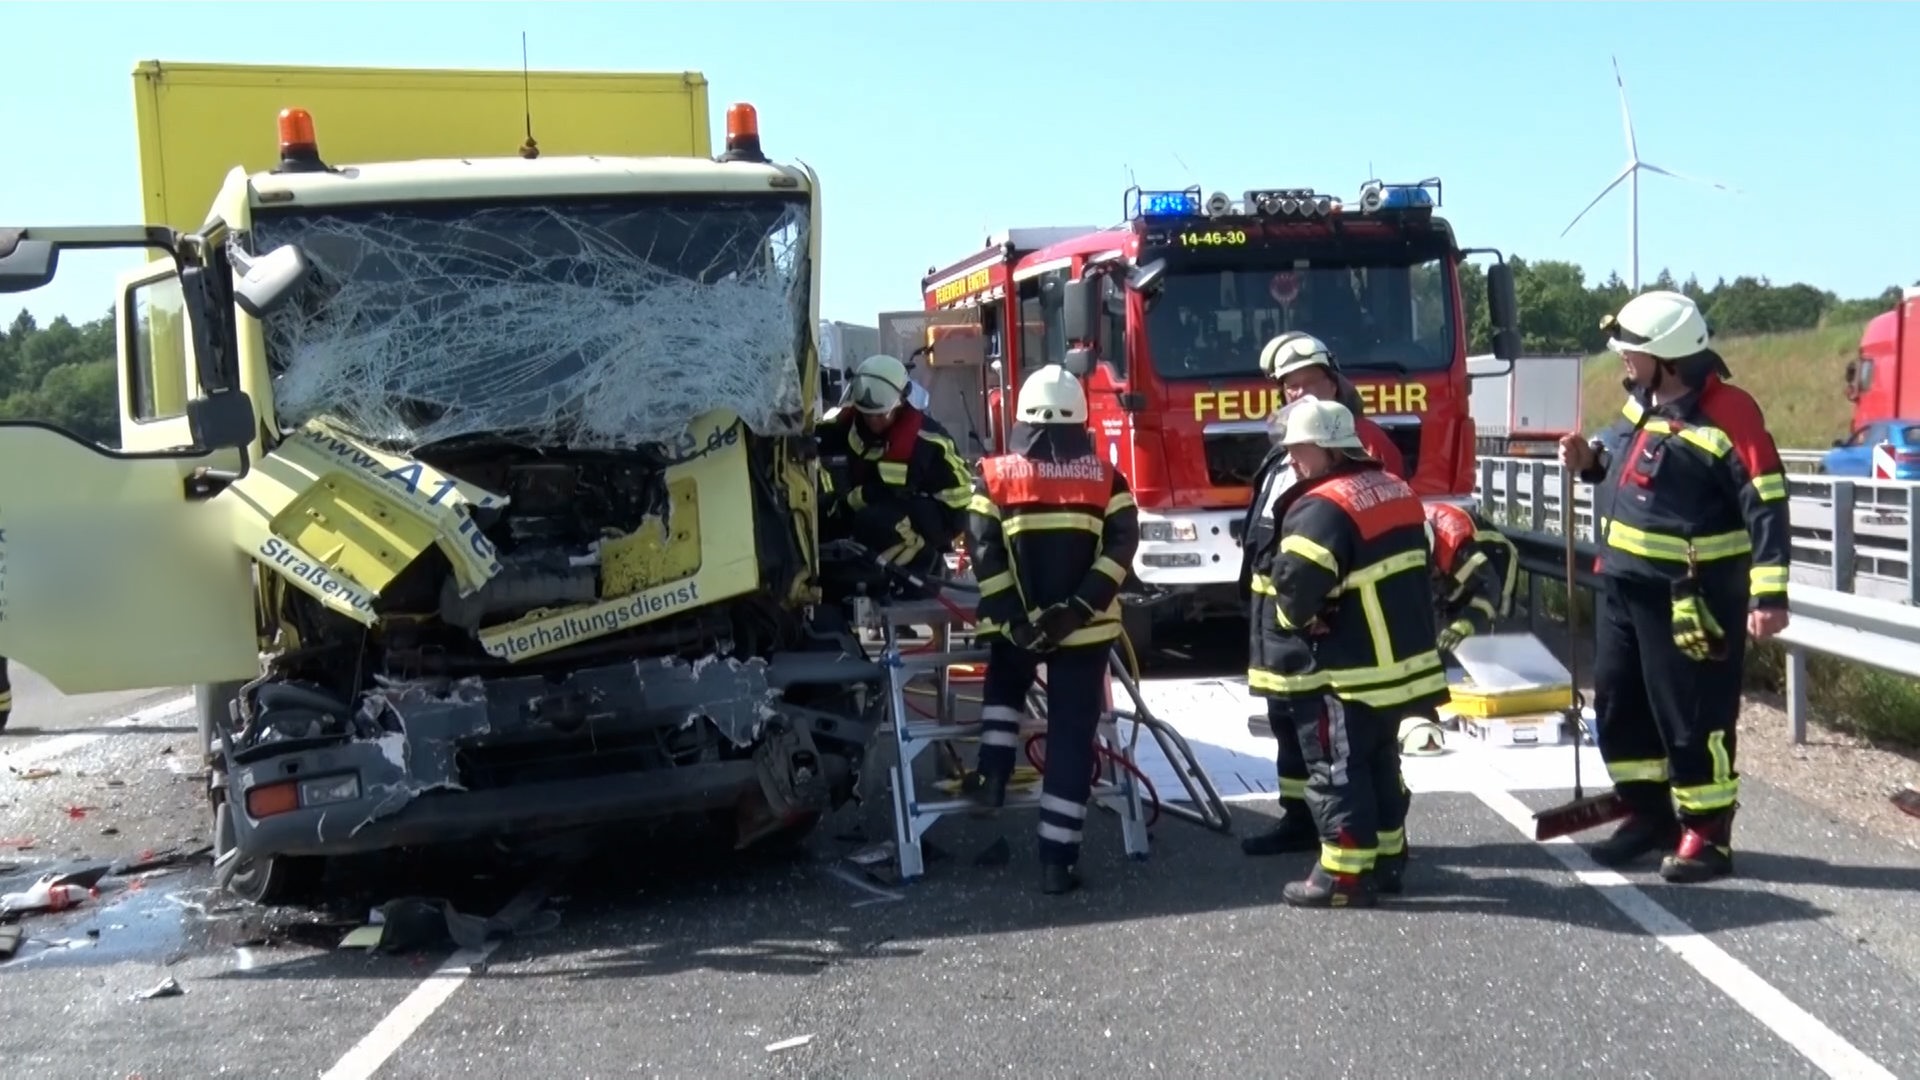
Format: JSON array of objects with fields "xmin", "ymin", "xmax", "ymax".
[
  {"xmin": 1203, "ymin": 431, "xmax": 1270, "ymax": 488},
  {"xmin": 1383, "ymin": 424, "xmax": 1422, "ymax": 479}
]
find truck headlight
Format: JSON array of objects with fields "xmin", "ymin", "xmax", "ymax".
[
  {"xmin": 1142, "ymin": 520, "xmax": 1199, "ymax": 543},
  {"xmin": 298, "ymin": 774, "xmax": 361, "ymax": 808}
]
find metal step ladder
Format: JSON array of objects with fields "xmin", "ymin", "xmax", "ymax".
[{"xmin": 854, "ymin": 588, "xmax": 1235, "ymax": 883}]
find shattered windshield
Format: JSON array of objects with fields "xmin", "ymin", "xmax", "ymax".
[
  {"xmin": 1145, "ymin": 257, "xmax": 1456, "ymax": 378},
  {"xmin": 249, "ymin": 194, "xmax": 812, "ymax": 452}
]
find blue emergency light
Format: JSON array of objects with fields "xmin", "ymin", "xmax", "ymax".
[
  {"xmin": 1359, "ymin": 178, "xmax": 1443, "ymax": 213},
  {"xmin": 1127, "ymin": 187, "xmax": 1203, "ymax": 221}
]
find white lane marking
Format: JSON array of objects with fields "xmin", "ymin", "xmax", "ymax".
[
  {"xmin": 320, "ymin": 944, "xmax": 500, "ymax": 1080},
  {"xmin": 1, "ymin": 694, "xmax": 195, "ymax": 771},
  {"xmin": 322, "ymin": 878, "xmax": 556, "ymax": 1080},
  {"xmin": 1474, "ymin": 787, "xmax": 1898, "ymax": 1080}
]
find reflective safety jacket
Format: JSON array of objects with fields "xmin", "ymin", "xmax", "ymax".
[
  {"xmin": 1426, "ymin": 502, "xmax": 1518, "ymax": 634},
  {"xmin": 1246, "ymin": 461, "xmax": 1447, "ymax": 711},
  {"xmin": 1580, "ymin": 374, "xmax": 1790, "ymax": 609},
  {"xmin": 967, "ymin": 423, "xmax": 1139, "ymax": 650},
  {"xmin": 818, "ymin": 404, "xmax": 974, "ymax": 546}
]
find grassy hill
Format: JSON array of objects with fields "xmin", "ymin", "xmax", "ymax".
[
  {"xmin": 1561, "ymin": 317, "xmax": 1920, "ymax": 748},
  {"xmin": 1578, "ymin": 319, "xmax": 1868, "ymax": 449}
]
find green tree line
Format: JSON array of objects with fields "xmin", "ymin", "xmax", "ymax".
[
  {"xmin": 1456, "ymin": 259, "xmax": 1914, "ymax": 357},
  {"xmin": 1, "ymin": 261, "xmax": 1911, "ymax": 447}
]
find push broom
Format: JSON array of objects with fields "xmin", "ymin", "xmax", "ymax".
[{"xmin": 1532, "ymin": 462, "xmax": 1631, "ymax": 841}]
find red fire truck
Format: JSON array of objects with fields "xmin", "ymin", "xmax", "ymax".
[{"xmin": 885, "ymin": 180, "xmax": 1522, "ymax": 649}]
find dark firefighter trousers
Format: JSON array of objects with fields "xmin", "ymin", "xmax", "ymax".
[
  {"xmin": 1593, "ymin": 572, "xmax": 1746, "ymax": 825},
  {"xmin": 0, "ymin": 656, "xmax": 10, "ymax": 721},
  {"xmin": 1270, "ymin": 698, "xmax": 1410, "ymax": 833},
  {"xmin": 1288, "ymin": 695, "xmax": 1409, "ymax": 875},
  {"xmin": 976, "ymin": 639, "xmax": 1110, "ymax": 866}
]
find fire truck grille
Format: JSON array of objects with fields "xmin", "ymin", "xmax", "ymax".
[
  {"xmin": 1203, "ymin": 431, "xmax": 1270, "ymax": 488},
  {"xmin": 1384, "ymin": 424, "xmax": 1422, "ymax": 479}
]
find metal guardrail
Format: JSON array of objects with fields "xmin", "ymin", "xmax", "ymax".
[
  {"xmin": 1475, "ymin": 454, "xmax": 1920, "ymax": 744},
  {"xmin": 1475, "ymin": 456, "xmax": 1920, "ymax": 604}
]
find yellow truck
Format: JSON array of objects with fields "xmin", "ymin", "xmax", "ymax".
[{"xmin": 0, "ymin": 62, "xmax": 884, "ymax": 903}]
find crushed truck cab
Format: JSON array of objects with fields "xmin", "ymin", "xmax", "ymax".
[{"xmin": 0, "ymin": 93, "xmax": 884, "ymax": 904}]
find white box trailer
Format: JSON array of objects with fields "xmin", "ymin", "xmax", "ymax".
[
  {"xmin": 1469, "ymin": 353, "xmax": 1584, "ymax": 457},
  {"xmin": 818, "ymin": 320, "xmax": 880, "ymax": 409}
]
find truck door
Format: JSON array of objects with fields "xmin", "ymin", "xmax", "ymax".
[
  {"xmin": 0, "ymin": 262, "xmax": 261, "ymax": 694},
  {"xmin": 0, "ymin": 427, "xmax": 260, "ymax": 694}
]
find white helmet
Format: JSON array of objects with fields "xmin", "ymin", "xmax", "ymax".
[
  {"xmin": 1279, "ymin": 399, "xmax": 1367, "ymax": 452},
  {"xmin": 1399, "ymin": 715, "xmax": 1445, "ymax": 756},
  {"xmin": 847, "ymin": 354, "xmax": 912, "ymax": 414},
  {"xmin": 1016, "ymin": 365, "xmax": 1087, "ymax": 424},
  {"xmin": 1259, "ymin": 331, "xmax": 1336, "ymax": 382},
  {"xmin": 1604, "ymin": 290, "xmax": 1710, "ymax": 361}
]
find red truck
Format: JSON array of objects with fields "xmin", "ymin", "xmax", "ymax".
[
  {"xmin": 1846, "ymin": 288, "xmax": 1920, "ymax": 433},
  {"xmin": 885, "ymin": 180, "xmax": 1521, "ymax": 649}
]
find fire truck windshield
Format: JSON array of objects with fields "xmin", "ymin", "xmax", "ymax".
[{"xmin": 1144, "ymin": 258, "xmax": 1456, "ymax": 379}]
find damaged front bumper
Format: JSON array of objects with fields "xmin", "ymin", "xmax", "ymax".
[{"xmin": 223, "ymin": 652, "xmax": 881, "ymax": 861}]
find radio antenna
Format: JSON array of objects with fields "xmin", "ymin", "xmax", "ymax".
[{"xmin": 518, "ymin": 31, "xmax": 540, "ymax": 159}]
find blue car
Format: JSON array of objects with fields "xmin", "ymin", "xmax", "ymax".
[{"xmin": 1822, "ymin": 419, "xmax": 1920, "ymax": 480}]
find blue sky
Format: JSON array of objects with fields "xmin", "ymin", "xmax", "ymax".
[{"xmin": 3, "ymin": 1, "xmax": 1913, "ymax": 331}]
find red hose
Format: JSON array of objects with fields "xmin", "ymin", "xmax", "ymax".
[{"xmin": 1024, "ymin": 732, "xmax": 1162, "ymax": 827}]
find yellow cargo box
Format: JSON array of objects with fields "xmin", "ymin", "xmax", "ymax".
[{"xmin": 132, "ymin": 60, "xmax": 712, "ymax": 232}]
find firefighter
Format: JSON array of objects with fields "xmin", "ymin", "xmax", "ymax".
[
  {"xmin": 1258, "ymin": 331, "xmax": 1407, "ymax": 479},
  {"xmin": 963, "ymin": 365, "xmax": 1139, "ymax": 896},
  {"xmin": 1424, "ymin": 501, "xmax": 1520, "ymax": 653},
  {"xmin": 1237, "ymin": 335, "xmax": 1403, "ymax": 858},
  {"xmin": 0, "ymin": 656, "xmax": 10, "ymax": 733},
  {"xmin": 1247, "ymin": 399, "xmax": 1445, "ymax": 907},
  {"xmin": 817, "ymin": 354, "xmax": 974, "ymax": 585},
  {"xmin": 1558, "ymin": 289, "xmax": 1790, "ymax": 883}
]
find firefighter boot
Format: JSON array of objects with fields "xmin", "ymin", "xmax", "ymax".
[
  {"xmin": 1587, "ymin": 786, "xmax": 1680, "ymax": 868},
  {"xmin": 1240, "ymin": 800, "xmax": 1319, "ymax": 856},
  {"xmin": 1281, "ymin": 864, "xmax": 1379, "ymax": 909},
  {"xmin": 961, "ymin": 768, "xmax": 1009, "ymax": 810},
  {"xmin": 1041, "ymin": 861, "xmax": 1081, "ymax": 896},
  {"xmin": 1660, "ymin": 808, "xmax": 1735, "ymax": 883}
]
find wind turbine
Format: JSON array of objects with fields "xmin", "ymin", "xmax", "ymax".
[{"xmin": 1560, "ymin": 55, "xmax": 1736, "ymax": 293}]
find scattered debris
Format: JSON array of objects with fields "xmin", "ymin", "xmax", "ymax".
[
  {"xmin": 64, "ymin": 805, "xmax": 95, "ymax": 820},
  {"xmin": 100, "ymin": 827, "xmax": 120, "ymax": 837},
  {"xmin": 824, "ymin": 864, "xmax": 904, "ymax": 908},
  {"xmin": 109, "ymin": 845, "xmax": 212, "ymax": 878},
  {"xmin": 1, "ymin": 873, "xmax": 99, "ymax": 916},
  {"xmin": 765, "ymin": 1034, "xmax": 814, "ymax": 1053},
  {"xmin": 9, "ymin": 767, "xmax": 58, "ymax": 781},
  {"xmin": 1895, "ymin": 786, "xmax": 1920, "ymax": 820},
  {"xmin": 137, "ymin": 976, "xmax": 184, "ymax": 1000},
  {"xmin": 0, "ymin": 925, "xmax": 20, "ymax": 961}
]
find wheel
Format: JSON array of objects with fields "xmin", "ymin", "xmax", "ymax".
[
  {"xmin": 201, "ymin": 680, "xmax": 324, "ymax": 906},
  {"xmin": 212, "ymin": 799, "xmax": 325, "ymax": 906}
]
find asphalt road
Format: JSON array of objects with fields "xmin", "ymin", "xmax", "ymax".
[{"xmin": 2, "ymin": 645, "xmax": 1919, "ymax": 1080}]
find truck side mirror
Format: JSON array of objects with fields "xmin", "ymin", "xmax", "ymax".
[
  {"xmin": 1486, "ymin": 262, "xmax": 1521, "ymax": 361},
  {"xmin": 188, "ymin": 391, "xmax": 259, "ymax": 452},
  {"xmin": 1063, "ymin": 347, "xmax": 1095, "ymax": 378},
  {"xmin": 1063, "ymin": 278, "xmax": 1097, "ymax": 342},
  {"xmin": 230, "ymin": 243, "xmax": 313, "ymax": 319},
  {"xmin": 1126, "ymin": 258, "xmax": 1167, "ymax": 296},
  {"xmin": 0, "ymin": 237, "xmax": 59, "ymax": 293}
]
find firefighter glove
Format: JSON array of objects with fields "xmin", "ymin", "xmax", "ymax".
[
  {"xmin": 1437, "ymin": 618, "xmax": 1475, "ymax": 652},
  {"xmin": 1007, "ymin": 620, "xmax": 1049, "ymax": 653},
  {"xmin": 1670, "ymin": 586, "xmax": 1726, "ymax": 662},
  {"xmin": 1035, "ymin": 599, "xmax": 1093, "ymax": 646}
]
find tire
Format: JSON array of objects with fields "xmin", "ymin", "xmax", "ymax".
[
  {"xmin": 213, "ymin": 799, "xmax": 325, "ymax": 906},
  {"xmin": 201, "ymin": 680, "xmax": 324, "ymax": 906}
]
